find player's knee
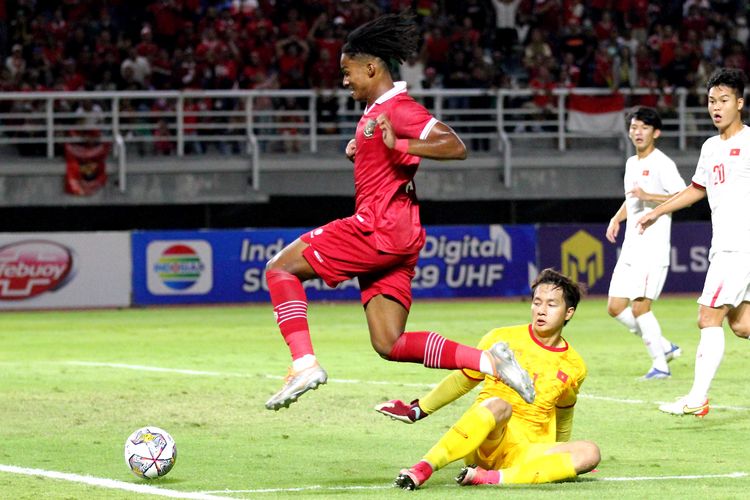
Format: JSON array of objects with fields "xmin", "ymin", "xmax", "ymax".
[
  {"xmin": 265, "ymin": 254, "xmax": 284, "ymax": 272},
  {"xmin": 729, "ymin": 318, "xmax": 750, "ymax": 339},
  {"xmin": 573, "ymin": 441, "xmax": 601, "ymax": 474},
  {"xmin": 697, "ymin": 314, "xmax": 719, "ymax": 330},
  {"xmin": 630, "ymin": 302, "xmax": 650, "ymax": 317},
  {"xmin": 372, "ymin": 336, "xmax": 398, "ymax": 359},
  {"xmin": 606, "ymin": 303, "xmax": 621, "ymax": 318},
  {"xmin": 481, "ymin": 397, "xmax": 512, "ymax": 424}
]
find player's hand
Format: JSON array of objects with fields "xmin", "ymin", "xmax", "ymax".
[
  {"xmin": 345, "ymin": 138, "xmax": 356, "ymax": 162},
  {"xmin": 376, "ymin": 113, "xmax": 396, "ymax": 149},
  {"xmin": 605, "ymin": 219, "xmax": 620, "ymax": 243},
  {"xmin": 374, "ymin": 399, "xmax": 427, "ymax": 424},
  {"xmin": 627, "ymin": 183, "xmax": 648, "ymax": 201},
  {"xmin": 636, "ymin": 212, "xmax": 658, "ymax": 234}
]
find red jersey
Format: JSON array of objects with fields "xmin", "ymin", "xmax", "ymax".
[{"xmin": 352, "ymin": 82, "xmax": 437, "ymax": 255}]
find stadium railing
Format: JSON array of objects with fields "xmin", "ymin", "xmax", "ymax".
[{"xmin": 0, "ymin": 87, "xmax": 712, "ymax": 191}]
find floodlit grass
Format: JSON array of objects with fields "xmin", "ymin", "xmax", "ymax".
[{"xmin": 1, "ymin": 296, "xmax": 749, "ymax": 499}]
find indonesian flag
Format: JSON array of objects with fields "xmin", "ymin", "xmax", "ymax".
[
  {"xmin": 566, "ymin": 93, "xmax": 626, "ymax": 135},
  {"xmin": 64, "ymin": 142, "xmax": 110, "ymax": 196}
]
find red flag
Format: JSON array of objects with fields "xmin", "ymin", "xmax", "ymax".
[
  {"xmin": 567, "ymin": 93, "xmax": 626, "ymax": 135},
  {"xmin": 64, "ymin": 143, "xmax": 110, "ymax": 195}
]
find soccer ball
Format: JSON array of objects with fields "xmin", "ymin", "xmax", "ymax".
[{"xmin": 124, "ymin": 426, "xmax": 177, "ymax": 479}]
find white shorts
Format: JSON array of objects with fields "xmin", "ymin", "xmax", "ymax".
[
  {"xmin": 608, "ymin": 260, "xmax": 668, "ymax": 301},
  {"xmin": 698, "ymin": 251, "xmax": 750, "ymax": 308}
]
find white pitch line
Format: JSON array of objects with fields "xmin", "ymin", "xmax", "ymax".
[
  {"xmin": 202, "ymin": 485, "xmax": 390, "ymax": 494},
  {"xmin": 200, "ymin": 471, "xmax": 749, "ymax": 494},
  {"xmin": 2, "ymin": 463, "xmax": 744, "ymax": 498},
  {"xmin": 0, "ymin": 464, "xmax": 230, "ymax": 500},
  {"xmin": 66, "ymin": 361, "xmax": 231, "ymax": 377},
  {"xmin": 65, "ymin": 361, "xmax": 436, "ymax": 388},
  {"xmin": 600, "ymin": 472, "xmax": 748, "ymax": 481},
  {"xmin": 64, "ymin": 361, "xmax": 750, "ymax": 410}
]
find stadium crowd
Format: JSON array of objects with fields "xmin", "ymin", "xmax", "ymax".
[
  {"xmin": 2, "ymin": 1, "xmax": 749, "ymax": 94},
  {"xmin": 1, "ymin": 0, "xmax": 748, "ymax": 154}
]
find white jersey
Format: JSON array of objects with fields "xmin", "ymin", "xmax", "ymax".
[
  {"xmin": 621, "ymin": 148, "xmax": 686, "ymax": 265},
  {"xmin": 693, "ymin": 125, "xmax": 750, "ymax": 254}
]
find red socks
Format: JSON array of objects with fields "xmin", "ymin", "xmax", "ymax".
[
  {"xmin": 266, "ymin": 269, "xmax": 313, "ymax": 360},
  {"xmin": 267, "ymin": 270, "xmax": 483, "ymax": 373},
  {"xmin": 388, "ymin": 331, "xmax": 483, "ymax": 371}
]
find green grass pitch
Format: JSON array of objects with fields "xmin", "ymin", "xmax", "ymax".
[{"xmin": 1, "ymin": 296, "xmax": 748, "ymax": 499}]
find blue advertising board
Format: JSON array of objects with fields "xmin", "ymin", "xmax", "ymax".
[
  {"xmin": 132, "ymin": 224, "xmax": 537, "ymax": 306},
  {"xmin": 537, "ymin": 222, "xmax": 711, "ymax": 295}
]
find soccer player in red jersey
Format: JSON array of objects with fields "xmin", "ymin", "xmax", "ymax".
[{"xmin": 264, "ymin": 12, "xmax": 535, "ymax": 411}]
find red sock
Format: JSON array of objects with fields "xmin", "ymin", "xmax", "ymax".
[
  {"xmin": 266, "ymin": 269, "xmax": 313, "ymax": 360},
  {"xmin": 411, "ymin": 460, "xmax": 434, "ymax": 483},
  {"xmin": 388, "ymin": 331, "xmax": 483, "ymax": 371}
]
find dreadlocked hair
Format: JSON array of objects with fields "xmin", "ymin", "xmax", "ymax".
[{"xmin": 342, "ymin": 12, "xmax": 419, "ymax": 75}]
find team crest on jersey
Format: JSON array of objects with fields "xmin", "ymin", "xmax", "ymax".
[
  {"xmin": 363, "ymin": 119, "xmax": 377, "ymax": 138},
  {"xmin": 642, "ymin": 169, "xmax": 650, "ymax": 176},
  {"xmin": 730, "ymin": 148, "xmax": 740, "ymax": 156}
]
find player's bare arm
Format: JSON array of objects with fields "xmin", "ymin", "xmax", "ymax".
[
  {"xmin": 606, "ymin": 201, "xmax": 627, "ymax": 243},
  {"xmin": 376, "ymin": 114, "xmax": 467, "ymax": 160},
  {"xmin": 345, "ymin": 138, "xmax": 356, "ymax": 162},
  {"xmin": 627, "ymin": 184, "xmax": 680, "ymax": 203},
  {"xmin": 636, "ymin": 184, "xmax": 706, "ymax": 233}
]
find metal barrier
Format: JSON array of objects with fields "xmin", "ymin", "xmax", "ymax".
[
  {"xmin": 114, "ymin": 132, "xmax": 126, "ymax": 192},
  {"xmin": 0, "ymin": 87, "xmax": 714, "ymax": 190}
]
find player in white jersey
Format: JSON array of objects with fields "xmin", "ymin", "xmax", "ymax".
[
  {"xmin": 606, "ymin": 107, "xmax": 686, "ymax": 379},
  {"xmin": 637, "ymin": 68, "xmax": 750, "ymax": 417}
]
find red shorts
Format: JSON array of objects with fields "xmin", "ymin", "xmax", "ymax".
[{"xmin": 300, "ymin": 215, "xmax": 419, "ymax": 310}]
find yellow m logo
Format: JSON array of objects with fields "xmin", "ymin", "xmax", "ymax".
[{"xmin": 561, "ymin": 230, "xmax": 604, "ymax": 287}]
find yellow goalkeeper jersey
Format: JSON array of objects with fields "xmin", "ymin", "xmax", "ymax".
[{"xmin": 463, "ymin": 323, "xmax": 587, "ymax": 444}]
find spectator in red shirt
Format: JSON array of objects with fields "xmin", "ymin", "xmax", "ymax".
[
  {"xmin": 562, "ymin": 0, "xmax": 585, "ymax": 27},
  {"xmin": 421, "ymin": 26, "xmax": 451, "ymax": 74},
  {"xmin": 650, "ymin": 23, "xmax": 678, "ymax": 70},
  {"xmin": 593, "ymin": 10, "xmax": 616, "ymax": 42},
  {"xmin": 147, "ymin": 0, "xmax": 182, "ymax": 50},
  {"xmin": 280, "ymin": 7, "xmax": 309, "ymax": 39},
  {"xmin": 638, "ymin": 69, "xmax": 661, "ymax": 108},
  {"xmin": 592, "ymin": 42, "xmax": 615, "ymax": 88},
  {"xmin": 559, "ymin": 51, "xmax": 581, "ymax": 87},
  {"xmin": 531, "ymin": 0, "xmax": 562, "ymax": 35},
  {"xmin": 153, "ymin": 118, "xmax": 175, "ymax": 155},
  {"xmin": 628, "ymin": 0, "xmax": 650, "ymax": 45},
  {"xmin": 527, "ymin": 64, "xmax": 557, "ymax": 130},
  {"xmin": 136, "ymin": 26, "xmax": 159, "ymax": 60},
  {"xmin": 61, "ymin": 58, "xmax": 85, "ymax": 91},
  {"xmin": 239, "ymin": 50, "xmax": 272, "ymax": 89},
  {"xmin": 213, "ymin": 45, "xmax": 238, "ymax": 89},
  {"xmin": 244, "ymin": 19, "xmax": 276, "ymax": 68},
  {"xmin": 681, "ymin": 4, "xmax": 708, "ymax": 36},
  {"xmin": 275, "ymin": 35, "xmax": 310, "ymax": 89},
  {"xmin": 724, "ymin": 40, "xmax": 748, "ymax": 74}
]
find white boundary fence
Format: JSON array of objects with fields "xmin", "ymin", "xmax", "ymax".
[{"xmin": 0, "ymin": 87, "xmax": 714, "ymax": 189}]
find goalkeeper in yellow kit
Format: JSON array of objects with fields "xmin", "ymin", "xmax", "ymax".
[{"xmin": 375, "ymin": 268, "xmax": 601, "ymax": 489}]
